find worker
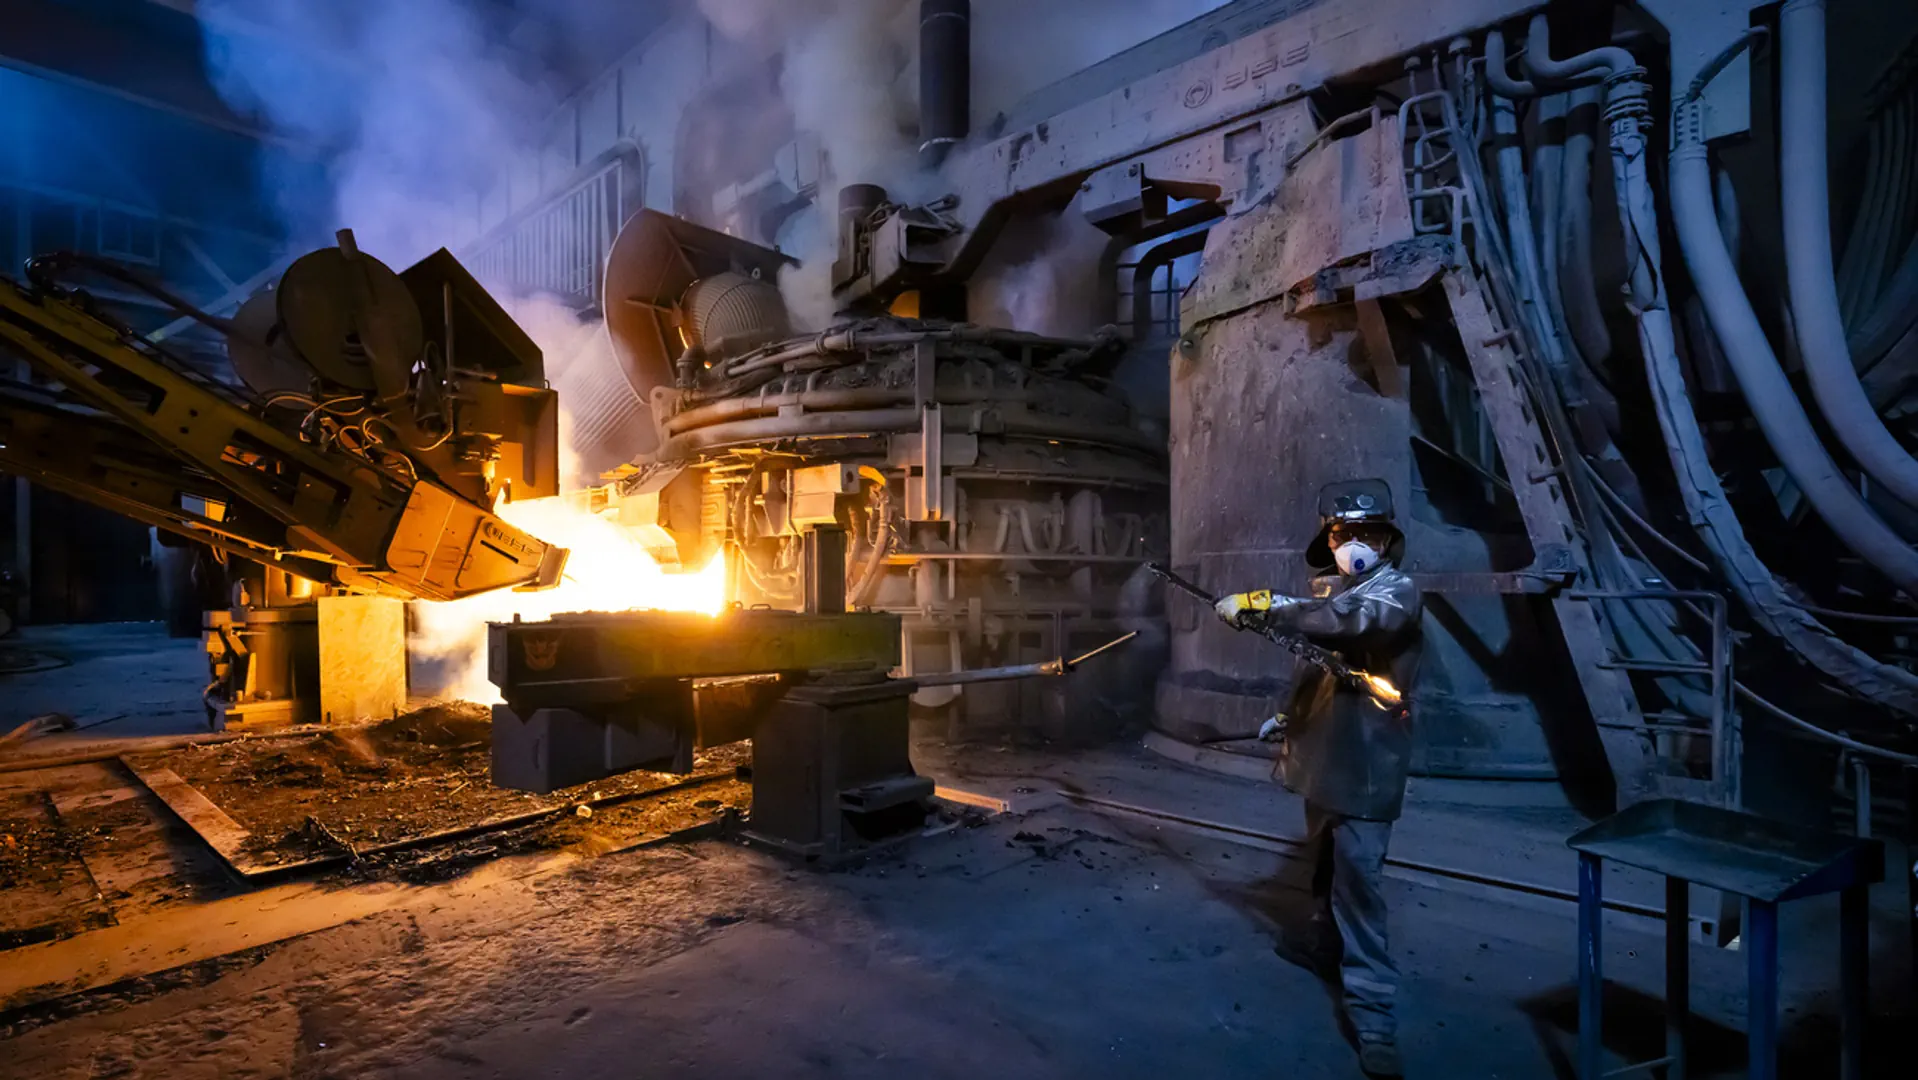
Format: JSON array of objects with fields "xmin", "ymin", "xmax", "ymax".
[{"xmin": 1212, "ymin": 479, "xmax": 1422, "ymax": 1078}]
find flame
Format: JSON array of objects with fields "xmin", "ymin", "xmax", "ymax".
[
  {"xmin": 412, "ymin": 494, "xmax": 727, "ymax": 703},
  {"xmin": 1359, "ymin": 671, "xmax": 1403, "ymax": 709}
]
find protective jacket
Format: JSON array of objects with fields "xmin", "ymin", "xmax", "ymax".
[{"xmin": 1263, "ymin": 563, "xmax": 1423, "ymax": 821}]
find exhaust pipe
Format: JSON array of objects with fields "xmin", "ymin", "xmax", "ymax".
[{"xmin": 919, "ymin": 0, "xmax": 969, "ymax": 169}]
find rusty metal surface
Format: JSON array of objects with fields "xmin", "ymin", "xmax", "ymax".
[
  {"xmin": 1183, "ymin": 111, "xmax": 1417, "ymax": 327},
  {"xmin": 941, "ymin": 0, "xmax": 1544, "ymax": 251},
  {"xmin": 1157, "ymin": 169, "xmax": 1414, "ymax": 740}
]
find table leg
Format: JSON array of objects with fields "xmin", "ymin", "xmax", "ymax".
[
  {"xmin": 1746, "ymin": 898, "xmax": 1778, "ymax": 1080},
  {"xmin": 1665, "ymin": 876, "xmax": 1689, "ymax": 1080},
  {"xmin": 1840, "ymin": 883, "xmax": 1868, "ymax": 1080},
  {"xmin": 1578, "ymin": 852, "xmax": 1603, "ymax": 1080},
  {"xmin": 1906, "ymin": 766, "xmax": 1917, "ymax": 1020}
]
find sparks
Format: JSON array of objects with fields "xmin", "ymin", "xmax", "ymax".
[{"xmin": 1359, "ymin": 671, "xmax": 1403, "ymax": 709}]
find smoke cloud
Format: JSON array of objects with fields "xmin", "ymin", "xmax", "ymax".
[
  {"xmin": 968, "ymin": 200, "xmax": 1114, "ymax": 338},
  {"xmin": 196, "ymin": 2, "xmax": 686, "ymax": 702},
  {"xmin": 698, "ymin": 0, "xmax": 1229, "ymax": 329},
  {"xmin": 196, "ymin": 1, "xmax": 673, "ymax": 480},
  {"xmin": 196, "ymin": 0, "xmax": 656, "ymax": 267}
]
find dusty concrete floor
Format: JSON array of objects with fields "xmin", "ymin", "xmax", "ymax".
[
  {"xmin": 1, "ymin": 623, "xmax": 208, "ymax": 742},
  {"xmin": 2, "ymin": 746, "xmax": 1910, "ymax": 1078},
  {"xmin": 1, "ymin": 625, "xmax": 1912, "ymax": 1079}
]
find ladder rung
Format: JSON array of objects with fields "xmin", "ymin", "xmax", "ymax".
[{"xmin": 1599, "ymin": 658, "xmax": 1713, "ymax": 675}]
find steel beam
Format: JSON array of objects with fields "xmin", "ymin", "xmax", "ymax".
[{"xmin": 0, "ymin": 0, "xmax": 283, "ymax": 143}]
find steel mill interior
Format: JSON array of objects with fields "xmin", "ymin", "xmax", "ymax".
[{"xmin": 2, "ymin": 1, "xmax": 1917, "ymax": 1077}]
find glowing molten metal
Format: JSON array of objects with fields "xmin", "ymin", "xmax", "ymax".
[{"xmin": 413, "ymin": 494, "xmax": 727, "ymax": 702}]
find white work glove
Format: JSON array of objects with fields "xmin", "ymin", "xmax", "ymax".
[
  {"xmin": 1215, "ymin": 590, "xmax": 1269, "ymax": 626},
  {"xmin": 1214, "ymin": 594, "xmax": 1249, "ymax": 624},
  {"xmin": 1258, "ymin": 715, "xmax": 1287, "ymax": 742}
]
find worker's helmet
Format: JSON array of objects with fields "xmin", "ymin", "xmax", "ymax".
[{"xmin": 1304, "ymin": 478, "xmax": 1403, "ymax": 570}]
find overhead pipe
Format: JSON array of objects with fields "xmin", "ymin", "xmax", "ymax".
[
  {"xmin": 1488, "ymin": 30, "xmax": 1652, "ymax": 516},
  {"xmin": 1558, "ymin": 84, "xmax": 1613, "ymax": 371},
  {"xmin": 1536, "ymin": 89, "xmax": 1622, "ymax": 436},
  {"xmin": 650, "ymin": 405, "xmax": 1161, "ymax": 461},
  {"xmin": 662, "ymin": 383, "xmax": 1127, "ymax": 436},
  {"xmin": 1483, "ymin": 31, "xmax": 1578, "ymax": 403},
  {"xmin": 1779, "ymin": 0, "xmax": 1918, "ymax": 511},
  {"xmin": 1129, "ymin": 230, "xmax": 1211, "ymax": 339},
  {"xmin": 1491, "ymin": 27, "xmax": 1618, "ymax": 421},
  {"xmin": 1521, "ymin": 14, "xmax": 1632, "ymax": 83},
  {"xmin": 918, "ymin": 0, "xmax": 970, "ymax": 169},
  {"xmin": 1835, "ymin": 89, "xmax": 1896, "ymax": 325},
  {"xmin": 1483, "ymin": 28, "xmax": 1534, "ymax": 97},
  {"xmin": 1534, "ymin": 91, "xmax": 1572, "ymax": 354}
]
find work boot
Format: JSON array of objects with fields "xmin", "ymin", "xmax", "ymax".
[{"xmin": 1357, "ymin": 1035, "xmax": 1403, "ymax": 1077}]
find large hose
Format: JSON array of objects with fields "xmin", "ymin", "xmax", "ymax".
[
  {"xmin": 1673, "ymin": 154, "xmax": 1918, "ymax": 593},
  {"xmin": 1523, "ymin": 14, "xmax": 1633, "ymax": 83},
  {"xmin": 1579, "ymin": 29, "xmax": 1918, "ymax": 716},
  {"xmin": 1486, "ymin": 19, "xmax": 1918, "ymax": 725},
  {"xmin": 1670, "ymin": 51, "xmax": 1918, "ymax": 601},
  {"xmin": 1558, "ymin": 84, "xmax": 1613, "ymax": 372},
  {"xmin": 1836, "ymin": 85, "xmax": 1895, "ymax": 326},
  {"xmin": 1480, "ymin": 31, "xmax": 1709, "ymax": 713},
  {"xmin": 1779, "ymin": 0, "xmax": 1918, "ymax": 511},
  {"xmin": 1625, "ymin": 110, "xmax": 1918, "ymax": 711}
]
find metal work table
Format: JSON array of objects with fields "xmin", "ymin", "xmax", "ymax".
[{"xmin": 1566, "ymin": 799, "xmax": 1883, "ymax": 1080}]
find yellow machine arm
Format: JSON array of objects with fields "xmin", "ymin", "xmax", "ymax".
[{"xmin": 0, "ymin": 253, "xmax": 566, "ymax": 602}]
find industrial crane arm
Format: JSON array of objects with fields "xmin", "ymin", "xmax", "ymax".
[{"xmin": 0, "ymin": 275, "xmax": 565, "ymax": 602}]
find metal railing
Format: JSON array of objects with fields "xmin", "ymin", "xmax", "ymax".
[
  {"xmin": 1571, "ymin": 588, "xmax": 1738, "ymax": 808},
  {"xmin": 463, "ymin": 153, "xmax": 637, "ymax": 309}
]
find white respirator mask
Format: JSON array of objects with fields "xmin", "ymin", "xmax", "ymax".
[{"xmin": 1333, "ymin": 538, "xmax": 1382, "ymax": 576}]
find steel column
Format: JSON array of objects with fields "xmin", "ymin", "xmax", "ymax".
[
  {"xmin": 1746, "ymin": 898, "xmax": 1779, "ymax": 1080},
  {"xmin": 1665, "ymin": 876, "xmax": 1689, "ymax": 1080},
  {"xmin": 1839, "ymin": 883, "xmax": 1868, "ymax": 1079},
  {"xmin": 1577, "ymin": 851, "xmax": 1604, "ymax": 1080},
  {"xmin": 804, "ymin": 526, "xmax": 848, "ymax": 615},
  {"xmin": 1908, "ymin": 766, "xmax": 1918, "ymax": 1015}
]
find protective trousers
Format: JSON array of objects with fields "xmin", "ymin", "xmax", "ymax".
[{"xmin": 1305, "ymin": 800, "xmax": 1398, "ymax": 1039}]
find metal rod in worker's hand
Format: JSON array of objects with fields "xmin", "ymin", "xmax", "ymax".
[
  {"xmin": 908, "ymin": 630, "xmax": 1140, "ymax": 687},
  {"xmin": 1146, "ymin": 562, "xmax": 1217, "ymax": 605},
  {"xmin": 1144, "ymin": 563, "xmax": 1402, "ymax": 711}
]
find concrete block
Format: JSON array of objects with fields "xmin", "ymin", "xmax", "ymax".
[{"xmin": 318, "ymin": 595, "xmax": 406, "ymax": 725}]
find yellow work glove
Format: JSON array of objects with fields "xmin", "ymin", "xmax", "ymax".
[{"xmin": 1213, "ymin": 590, "xmax": 1272, "ymax": 626}]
